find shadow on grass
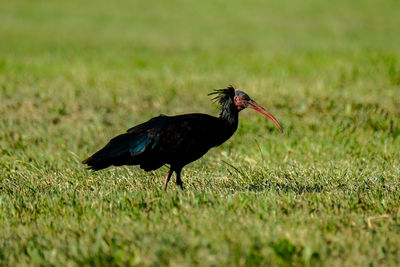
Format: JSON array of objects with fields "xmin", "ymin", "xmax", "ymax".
[{"xmin": 247, "ymin": 180, "xmax": 325, "ymax": 194}]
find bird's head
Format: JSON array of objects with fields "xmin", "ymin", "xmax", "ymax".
[
  {"xmin": 209, "ymin": 86, "xmax": 283, "ymax": 132},
  {"xmin": 234, "ymin": 89, "xmax": 282, "ymax": 132}
]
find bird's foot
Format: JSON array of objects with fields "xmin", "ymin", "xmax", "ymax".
[{"xmin": 176, "ymin": 181, "xmax": 184, "ymax": 190}]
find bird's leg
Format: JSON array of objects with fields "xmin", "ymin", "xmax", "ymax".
[
  {"xmin": 175, "ymin": 169, "xmax": 184, "ymax": 190},
  {"xmin": 164, "ymin": 169, "xmax": 173, "ymax": 190}
]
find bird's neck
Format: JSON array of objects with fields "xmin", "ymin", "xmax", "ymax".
[{"xmin": 219, "ymin": 100, "xmax": 239, "ymax": 132}]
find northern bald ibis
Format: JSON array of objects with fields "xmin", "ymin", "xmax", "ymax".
[{"xmin": 83, "ymin": 86, "xmax": 282, "ymax": 189}]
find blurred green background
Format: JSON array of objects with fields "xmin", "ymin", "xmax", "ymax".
[{"xmin": 0, "ymin": 0, "xmax": 399, "ymax": 265}]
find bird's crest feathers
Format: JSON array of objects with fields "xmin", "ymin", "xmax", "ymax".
[{"xmin": 208, "ymin": 86, "xmax": 235, "ymax": 105}]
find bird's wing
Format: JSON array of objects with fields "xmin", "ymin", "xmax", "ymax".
[
  {"xmin": 136, "ymin": 114, "xmax": 220, "ymax": 168},
  {"xmin": 83, "ymin": 115, "xmax": 168, "ymax": 170}
]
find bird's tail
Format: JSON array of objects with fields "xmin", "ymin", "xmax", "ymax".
[
  {"xmin": 82, "ymin": 133, "xmax": 150, "ymax": 171},
  {"xmin": 82, "ymin": 156, "xmax": 111, "ymax": 171}
]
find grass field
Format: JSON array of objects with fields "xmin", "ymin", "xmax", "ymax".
[{"xmin": 1, "ymin": 0, "xmax": 400, "ymax": 265}]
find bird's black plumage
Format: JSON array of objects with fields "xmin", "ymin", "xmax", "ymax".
[{"xmin": 83, "ymin": 86, "xmax": 281, "ymax": 189}]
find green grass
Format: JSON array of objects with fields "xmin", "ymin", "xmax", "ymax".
[{"xmin": 1, "ymin": 0, "xmax": 400, "ymax": 265}]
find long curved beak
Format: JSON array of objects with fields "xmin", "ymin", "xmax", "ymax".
[{"xmin": 248, "ymin": 100, "xmax": 283, "ymax": 133}]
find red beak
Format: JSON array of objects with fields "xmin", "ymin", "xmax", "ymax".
[{"xmin": 248, "ymin": 100, "xmax": 283, "ymax": 132}]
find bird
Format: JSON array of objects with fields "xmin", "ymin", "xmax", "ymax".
[{"xmin": 82, "ymin": 86, "xmax": 282, "ymax": 190}]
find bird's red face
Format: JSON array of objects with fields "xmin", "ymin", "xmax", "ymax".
[{"xmin": 234, "ymin": 90, "xmax": 282, "ymax": 132}]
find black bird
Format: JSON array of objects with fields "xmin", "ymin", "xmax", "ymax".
[{"xmin": 83, "ymin": 86, "xmax": 282, "ymax": 189}]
